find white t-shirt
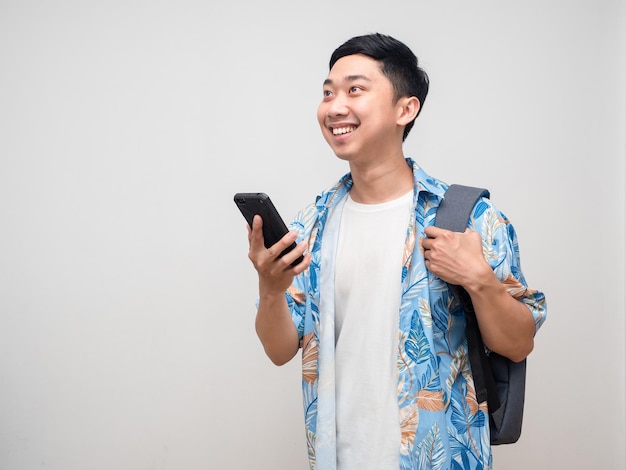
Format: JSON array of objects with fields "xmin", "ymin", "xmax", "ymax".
[{"xmin": 334, "ymin": 190, "xmax": 413, "ymax": 470}]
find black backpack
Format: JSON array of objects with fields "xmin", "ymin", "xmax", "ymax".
[{"xmin": 434, "ymin": 184, "xmax": 526, "ymax": 445}]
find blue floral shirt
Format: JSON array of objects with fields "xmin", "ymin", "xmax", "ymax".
[{"xmin": 284, "ymin": 159, "xmax": 546, "ymax": 470}]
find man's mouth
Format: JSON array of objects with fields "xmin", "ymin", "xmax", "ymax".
[{"xmin": 332, "ymin": 126, "xmax": 357, "ymax": 136}]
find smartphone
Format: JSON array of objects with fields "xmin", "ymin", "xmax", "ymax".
[{"xmin": 234, "ymin": 192, "xmax": 304, "ymax": 267}]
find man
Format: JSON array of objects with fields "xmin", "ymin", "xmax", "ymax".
[{"xmin": 246, "ymin": 33, "xmax": 546, "ymax": 470}]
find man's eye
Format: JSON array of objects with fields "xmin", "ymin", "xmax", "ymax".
[
  {"xmin": 349, "ymin": 86, "xmax": 361, "ymax": 93},
  {"xmin": 323, "ymin": 90, "xmax": 333, "ymax": 97}
]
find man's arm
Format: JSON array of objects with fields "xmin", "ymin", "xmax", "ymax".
[
  {"xmin": 422, "ymin": 226, "xmax": 535, "ymax": 362},
  {"xmin": 247, "ymin": 215, "xmax": 311, "ymax": 366}
]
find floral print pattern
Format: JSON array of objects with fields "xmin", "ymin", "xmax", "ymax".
[{"xmin": 281, "ymin": 159, "xmax": 546, "ymax": 469}]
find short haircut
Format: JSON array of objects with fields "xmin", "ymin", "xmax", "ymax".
[{"xmin": 329, "ymin": 33, "xmax": 430, "ymax": 141}]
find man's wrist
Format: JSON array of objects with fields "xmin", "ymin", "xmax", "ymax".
[{"xmin": 462, "ymin": 262, "xmax": 497, "ymax": 295}]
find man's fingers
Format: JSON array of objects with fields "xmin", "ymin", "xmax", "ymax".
[
  {"xmin": 248, "ymin": 215, "xmax": 264, "ymax": 247},
  {"xmin": 249, "ymin": 214, "xmax": 302, "ymax": 266},
  {"xmin": 422, "ymin": 226, "xmax": 447, "ymax": 251},
  {"xmin": 291, "ymin": 251, "xmax": 312, "ymax": 274},
  {"xmin": 266, "ymin": 232, "xmax": 298, "ymax": 260},
  {"xmin": 424, "ymin": 225, "xmax": 445, "ymax": 238},
  {"xmin": 278, "ymin": 240, "xmax": 309, "ymax": 268}
]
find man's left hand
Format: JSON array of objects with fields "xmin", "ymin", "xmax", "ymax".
[{"xmin": 421, "ymin": 226, "xmax": 491, "ymax": 289}]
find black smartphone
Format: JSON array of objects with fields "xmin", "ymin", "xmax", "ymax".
[{"xmin": 234, "ymin": 192, "xmax": 304, "ymax": 267}]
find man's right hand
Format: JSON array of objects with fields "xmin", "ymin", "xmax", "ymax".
[
  {"xmin": 247, "ymin": 215, "xmax": 311, "ymax": 296},
  {"xmin": 246, "ymin": 215, "xmax": 310, "ymax": 365}
]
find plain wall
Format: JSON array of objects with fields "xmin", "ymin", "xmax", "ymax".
[{"xmin": 0, "ymin": 1, "xmax": 624, "ymax": 469}]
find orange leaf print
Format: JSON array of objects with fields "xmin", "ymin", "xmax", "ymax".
[
  {"xmin": 287, "ymin": 285, "xmax": 306, "ymax": 305},
  {"xmin": 502, "ymin": 274, "xmax": 537, "ymax": 299},
  {"xmin": 463, "ymin": 365, "xmax": 488, "ymax": 414},
  {"xmin": 301, "ymin": 332, "xmax": 318, "ymax": 385},
  {"xmin": 403, "ymin": 230, "xmax": 416, "ymax": 268},
  {"xmin": 399, "ymin": 403, "xmax": 420, "ymax": 454},
  {"xmin": 465, "ymin": 378, "xmax": 480, "ymax": 415},
  {"xmin": 417, "ymin": 390, "xmax": 445, "ymax": 412}
]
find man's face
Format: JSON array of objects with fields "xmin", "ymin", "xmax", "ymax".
[{"xmin": 317, "ymin": 54, "xmax": 402, "ymax": 163}]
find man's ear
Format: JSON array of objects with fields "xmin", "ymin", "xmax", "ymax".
[{"xmin": 396, "ymin": 96, "xmax": 420, "ymax": 125}]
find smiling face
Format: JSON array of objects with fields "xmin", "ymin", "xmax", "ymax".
[{"xmin": 317, "ymin": 54, "xmax": 414, "ymax": 165}]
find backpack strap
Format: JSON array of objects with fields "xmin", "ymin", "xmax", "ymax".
[
  {"xmin": 434, "ymin": 184, "xmax": 490, "ymax": 232},
  {"xmin": 434, "ymin": 184, "xmax": 501, "ymax": 412}
]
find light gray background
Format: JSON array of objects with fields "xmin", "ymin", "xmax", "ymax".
[{"xmin": 1, "ymin": 1, "xmax": 624, "ymax": 469}]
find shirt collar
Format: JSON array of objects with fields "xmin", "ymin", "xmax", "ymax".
[
  {"xmin": 408, "ymin": 158, "xmax": 447, "ymax": 198},
  {"xmin": 315, "ymin": 158, "xmax": 446, "ymax": 213}
]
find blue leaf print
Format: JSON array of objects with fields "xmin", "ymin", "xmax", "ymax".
[
  {"xmin": 309, "ymin": 261, "xmax": 318, "ymax": 291},
  {"xmin": 405, "ymin": 310, "xmax": 431, "ymax": 365},
  {"xmin": 418, "ymin": 423, "xmax": 447, "ymax": 470},
  {"xmin": 418, "ymin": 369, "xmax": 434, "ymax": 392},
  {"xmin": 459, "ymin": 446, "xmax": 471, "ymax": 469},
  {"xmin": 449, "ymin": 427, "xmax": 484, "ymax": 470},
  {"xmin": 450, "ymin": 398, "xmax": 486, "ymax": 434},
  {"xmin": 473, "ymin": 200, "xmax": 489, "ymax": 220},
  {"xmin": 425, "ymin": 204, "xmax": 438, "ymax": 221},
  {"xmin": 431, "ymin": 296, "xmax": 449, "ymax": 335},
  {"xmin": 507, "ymin": 221, "xmax": 516, "ymax": 241}
]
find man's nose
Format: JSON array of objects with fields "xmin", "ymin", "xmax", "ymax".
[{"xmin": 327, "ymin": 93, "xmax": 349, "ymax": 117}]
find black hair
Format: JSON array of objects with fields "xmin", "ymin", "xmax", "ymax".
[{"xmin": 329, "ymin": 33, "xmax": 429, "ymax": 141}]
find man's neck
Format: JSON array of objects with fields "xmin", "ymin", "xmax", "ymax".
[{"xmin": 347, "ymin": 155, "xmax": 414, "ymax": 204}]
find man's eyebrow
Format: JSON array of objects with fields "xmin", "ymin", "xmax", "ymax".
[{"xmin": 323, "ymin": 74, "xmax": 372, "ymax": 86}]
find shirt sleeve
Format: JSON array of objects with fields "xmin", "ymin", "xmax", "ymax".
[
  {"xmin": 282, "ymin": 203, "xmax": 318, "ymax": 341},
  {"xmin": 469, "ymin": 197, "xmax": 547, "ymax": 333}
]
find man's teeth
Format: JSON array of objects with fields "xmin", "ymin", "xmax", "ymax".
[{"xmin": 332, "ymin": 126, "xmax": 356, "ymax": 135}]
